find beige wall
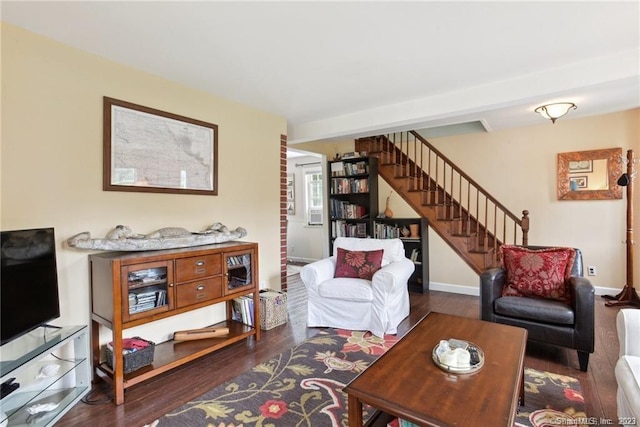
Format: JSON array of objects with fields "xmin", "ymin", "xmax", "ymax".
[
  {"xmin": 428, "ymin": 109, "xmax": 640, "ymax": 292},
  {"xmin": 301, "ymin": 110, "xmax": 640, "ymax": 294},
  {"xmin": 1, "ymin": 23, "xmax": 286, "ymax": 343}
]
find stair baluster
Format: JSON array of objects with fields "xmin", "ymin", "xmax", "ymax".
[{"xmin": 357, "ymin": 132, "xmax": 530, "ymax": 274}]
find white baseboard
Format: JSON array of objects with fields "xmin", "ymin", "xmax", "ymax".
[
  {"xmin": 429, "ymin": 281, "xmax": 623, "ymax": 298},
  {"xmin": 429, "ymin": 282, "xmax": 479, "ymax": 296},
  {"xmin": 287, "ymin": 256, "xmax": 320, "ymax": 264},
  {"xmin": 594, "ymin": 285, "xmax": 625, "ymax": 296}
]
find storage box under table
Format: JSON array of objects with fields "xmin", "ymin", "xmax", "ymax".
[
  {"xmin": 259, "ymin": 289, "xmax": 288, "ymax": 330},
  {"xmin": 105, "ymin": 336, "xmax": 155, "ymax": 374}
]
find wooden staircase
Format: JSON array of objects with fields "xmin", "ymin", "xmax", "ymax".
[{"xmin": 356, "ymin": 131, "xmax": 530, "ymax": 275}]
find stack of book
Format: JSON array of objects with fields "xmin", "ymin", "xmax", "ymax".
[
  {"xmin": 231, "ymin": 294, "xmax": 255, "ymax": 327},
  {"xmin": 330, "ymin": 160, "xmax": 369, "ymax": 177},
  {"xmin": 127, "ymin": 269, "xmax": 166, "ymax": 285},
  {"xmin": 331, "ymin": 221, "xmax": 367, "ymax": 239},
  {"xmin": 373, "ymin": 222, "xmax": 402, "ymax": 239},
  {"xmin": 331, "ymin": 177, "xmax": 369, "ymax": 194},
  {"xmin": 330, "ymin": 199, "xmax": 367, "ymax": 219},
  {"xmin": 129, "ymin": 289, "xmax": 166, "ymax": 313}
]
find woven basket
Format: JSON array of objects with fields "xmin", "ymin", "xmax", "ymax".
[
  {"xmin": 259, "ymin": 289, "xmax": 288, "ymax": 330},
  {"xmin": 105, "ymin": 336, "xmax": 155, "ymax": 374}
]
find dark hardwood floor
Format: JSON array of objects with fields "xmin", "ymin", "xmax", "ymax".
[{"xmin": 58, "ymin": 274, "xmax": 622, "ymax": 426}]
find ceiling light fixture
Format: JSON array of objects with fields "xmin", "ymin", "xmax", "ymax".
[{"xmin": 534, "ymin": 102, "xmax": 577, "ymax": 124}]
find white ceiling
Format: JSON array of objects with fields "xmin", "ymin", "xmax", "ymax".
[{"xmin": 2, "ymin": 1, "xmax": 639, "ymax": 144}]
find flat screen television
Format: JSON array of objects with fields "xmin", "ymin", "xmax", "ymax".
[{"xmin": 1, "ymin": 227, "xmax": 61, "ymax": 346}]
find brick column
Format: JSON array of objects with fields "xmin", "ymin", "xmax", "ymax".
[{"xmin": 280, "ymin": 134, "xmax": 288, "ymax": 290}]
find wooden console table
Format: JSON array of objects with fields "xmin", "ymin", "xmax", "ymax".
[{"xmin": 89, "ymin": 242, "xmax": 260, "ymax": 404}]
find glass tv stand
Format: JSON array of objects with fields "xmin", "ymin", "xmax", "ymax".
[{"xmin": 0, "ymin": 325, "xmax": 90, "ymax": 426}]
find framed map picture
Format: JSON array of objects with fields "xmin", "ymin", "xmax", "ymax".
[{"xmin": 103, "ymin": 97, "xmax": 218, "ymax": 195}]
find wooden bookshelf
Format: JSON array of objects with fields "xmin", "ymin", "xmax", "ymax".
[
  {"xmin": 373, "ymin": 217, "xmax": 429, "ymax": 293},
  {"xmin": 328, "ymin": 156, "xmax": 379, "ymax": 253}
]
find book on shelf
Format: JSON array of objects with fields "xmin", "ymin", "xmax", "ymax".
[
  {"xmin": 128, "ymin": 289, "xmax": 167, "ymax": 313},
  {"xmin": 330, "ymin": 159, "xmax": 369, "ymax": 176},
  {"xmin": 409, "ymin": 249, "xmax": 421, "ymax": 262},
  {"xmin": 228, "ymin": 255, "xmax": 250, "ymax": 267},
  {"xmin": 231, "ymin": 294, "xmax": 255, "ymax": 327},
  {"xmin": 374, "ymin": 221, "xmax": 402, "ymax": 239},
  {"xmin": 332, "ymin": 220, "xmax": 371, "ymax": 238},
  {"xmin": 156, "ymin": 290, "xmax": 166, "ymax": 306},
  {"xmin": 331, "ymin": 161, "xmax": 345, "ymax": 176},
  {"xmin": 330, "ymin": 199, "xmax": 368, "ymax": 219},
  {"xmin": 330, "ymin": 177, "xmax": 369, "ymax": 194},
  {"xmin": 245, "ymin": 296, "xmax": 254, "ymax": 326},
  {"xmin": 356, "ymin": 222, "xmax": 367, "ymax": 238},
  {"xmin": 344, "ymin": 160, "xmax": 368, "ymax": 175},
  {"xmin": 231, "ymin": 298, "xmax": 243, "ymax": 322},
  {"xmin": 128, "ymin": 269, "xmax": 167, "ymax": 286}
]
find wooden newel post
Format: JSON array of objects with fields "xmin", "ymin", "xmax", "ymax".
[
  {"xmin": 626, "ymin": 154, "xmax": 634, "ymax": 289},
  {"xmin": 604, "ymin": 149, "xmax": 640, "ymax": 308},
  {"xmin": 521, "ymin": 210, "xmax": 530, "ymax": 246}
]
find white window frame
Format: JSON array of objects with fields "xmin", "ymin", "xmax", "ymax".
[{"xmin": 304, "ymin": 167, "xmax": 324, "ymax": 226}]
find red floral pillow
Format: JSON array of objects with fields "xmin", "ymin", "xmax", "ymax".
[
  {"xmin": 500, "ymin": 246, "xmax": 576, "ymax": 302},
  {"xmin": 334, "ymin": 247, "xmax": 384, "ymax": 280}
]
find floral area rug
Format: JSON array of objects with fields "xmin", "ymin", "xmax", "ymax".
[
  {"xmin": 148, "ymin": 329, "xmax": 396, "ymax": 427},
  {"xmin": 516, "ymin": 368, "xmax": 586, "ymax": 427},
  {"xmin": 146, "ymin": 329, "xmax": 585, "ymax": 427}
]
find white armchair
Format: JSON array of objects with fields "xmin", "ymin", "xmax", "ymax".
[
  {"xmin": 300, "ymin": 237, "xmax": 414, "ymax": 338},
  {"xmin": 616, "ymin": 309, "xmax": 640, "ymax": 425}
]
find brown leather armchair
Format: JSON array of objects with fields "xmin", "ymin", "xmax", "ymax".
[{"xmin": 479, "ymin": 246, "xmax": 595, "ymax": 371}]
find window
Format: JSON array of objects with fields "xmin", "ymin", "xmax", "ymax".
[{"xmin": 305, "ymin": 168, "xmax": 323, "ymax": 225}]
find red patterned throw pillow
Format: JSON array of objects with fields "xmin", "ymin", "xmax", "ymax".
[
  {"xmin": 500, "ymin": 246, "xmax": 576, "ymax": 302},
  {"xmin": 334, "ymin": 247, "xmax": 384, "ymax": 280}
]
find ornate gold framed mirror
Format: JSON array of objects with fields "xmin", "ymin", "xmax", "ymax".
[{"xmin": 557, "ymin": 147, "xmax": 623, "ymax": 200}]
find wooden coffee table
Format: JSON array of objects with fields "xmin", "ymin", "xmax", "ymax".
[{"xmin": 344, "ymin": 312, "xmax": 527, "ymax": 426}]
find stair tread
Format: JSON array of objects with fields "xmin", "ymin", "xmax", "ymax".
[{"xmin": 358, "ymin": 134, "xmax": 518, "ymax": 276}]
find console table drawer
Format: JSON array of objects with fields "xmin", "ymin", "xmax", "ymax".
[
  {"xmin": 175, "ymin": 254, "xmax": 222, "ymax": 282},
  {"xmin": 176, "ymin": 277, "xmax": 223, "ymax": 308}
]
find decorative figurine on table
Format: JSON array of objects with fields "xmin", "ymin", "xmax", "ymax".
[{"xmin": 67, "ymin": 222, "xmax": 247, "ymax": 251}]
